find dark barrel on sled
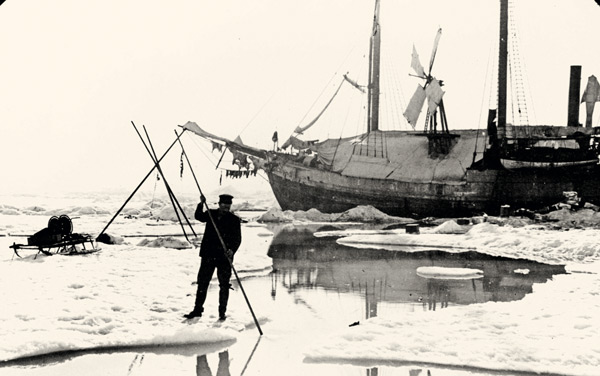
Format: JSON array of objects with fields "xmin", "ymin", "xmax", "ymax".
[{"xmin": 27, "ymin": 215, "xmax": 73, "ymax": 246}]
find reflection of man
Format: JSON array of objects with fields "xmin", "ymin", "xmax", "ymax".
[
  {"xmin": 184, "ymin": 194, "xmax": 242, "ymax": 320},
  {"xmin": 196, "ymin": 351, "xmax": 231, "ymax": 376}
]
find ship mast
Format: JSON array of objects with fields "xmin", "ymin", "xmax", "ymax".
[
  {"xmin": 367, "ymin": 0, "xmax": 381, "ymax": 133},
  {"xmin": 497, "ymin": 0, "xmax": 508, "ymax": 133}
]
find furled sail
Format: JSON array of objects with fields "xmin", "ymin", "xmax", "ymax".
[
  {"xmin": 343, "ymin": 74, "xmax": 366, "ymax": 93},
  {"xmin": 293, "ymin": 79, "xmax": 345, "ymax": 135},
  {"xmin": 181, "ymin": 121, "xmax": 267, "ymax": 159},
  {"xmin": 182, "ymin": 121, "xmax": 228, "ymax": 143},
  {"xmin": 281, "ymin": 136, "xmax": 317, "ymax": 150}
]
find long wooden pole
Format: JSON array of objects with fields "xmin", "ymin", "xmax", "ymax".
[
  {"xmin": 137, "ymin": 124, "xmax": 197, "ymax": 238},
  {"xmin": 96, "ymin": 128, "xmax": 186, "ymax": 240},
  {"xmin": 215, "ymin": 147, "xmax": 227, "ymax": 170},
  {"xmin": 176, "ymin": 131, "xmax": 263, "ymax": 335},
  {"xmin": 134, "ymin": 123, "xmax": 195, "ymax": 242}
]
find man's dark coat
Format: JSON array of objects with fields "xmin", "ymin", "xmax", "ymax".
[{"xmin": 194, "ymin": 205, "xmax": 241, "ymax": 260}]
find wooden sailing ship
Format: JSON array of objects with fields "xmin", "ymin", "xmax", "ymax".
[{"xmin": 184, "ymin": 0, "xmax": 600, "ymax": 218}]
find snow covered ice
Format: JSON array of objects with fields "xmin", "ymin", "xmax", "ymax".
[
  {"xmin": 0, "ymin": 193, "xmax": 273, "ymax": 361},
  {"xmin": 1, "ymin": 191, "xmax": 600, "ymax": 375}
]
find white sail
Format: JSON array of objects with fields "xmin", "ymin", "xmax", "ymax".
[
  {"xmin": 581, "ymin": 75, "xmax": 600, "ymax": 103},
  {"xmin": 581, "ymin": 75, "xmax": 600, "ymax": 128},
  {"xmin": 404, "ymin": 84, "xmax": 426, "ymax": 127},
  {"xmin": 426, "ymin": 78, "xmax": 445, "ymax": 114},
  {"xmin": 428, "ymin": 28, "xmax": 442, "ymax": 73},
  {"xmin": 410, "ymin": 45, "xmax": 425, "ymax": 77}
]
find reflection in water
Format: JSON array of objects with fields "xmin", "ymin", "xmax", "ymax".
[
  {"xmin": 196, "ymin": 224, "xmax": 566, "ymax": 376},
  {"xmin": 426, "ymin": 279, "xmax": 449, "ymax": 311},
  {"xmin": 196, "ymin": 351, "xmax": 230, "ymax": 376},
  {"xmin": 409, "ymin": 369, "xmax": 432, "ymax": 376},
  {"xmin": 265, "ymin": 225, "xmax": 566, "ymax": 375},
  {"xmin": 267, "ymin": 225, "xmax": 566, "ymax": 317}
]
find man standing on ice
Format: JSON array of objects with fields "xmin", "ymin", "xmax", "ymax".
[{"xmin": 184, "ymin": 193, "xmax": 241, "ymax": 321}]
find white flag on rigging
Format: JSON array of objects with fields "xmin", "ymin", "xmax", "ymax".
[
  {"xmin": 403, "ymin": 84, "xmax": 426, "ymax": 128},
  {"xmin": 425, "ymin": 78, "xmax": 445, "ymax": 114}
]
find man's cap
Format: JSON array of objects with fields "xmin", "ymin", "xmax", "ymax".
[{"xmin": 219, "ymin": 194, "xmax": 234, "ymax": 204}]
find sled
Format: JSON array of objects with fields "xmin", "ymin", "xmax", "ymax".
[{"xmin": 9, "ymin": 215, "xmax": 100, "ymax": 259}]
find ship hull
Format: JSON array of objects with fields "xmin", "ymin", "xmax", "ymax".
[{"xmin": 267, "ymin": 161, "xmax": 600, "ymax": 217}]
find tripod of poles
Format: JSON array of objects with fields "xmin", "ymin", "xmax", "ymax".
[{"xmin": 98, "ymin": 121, "xmax": 263, "ymax": 335}]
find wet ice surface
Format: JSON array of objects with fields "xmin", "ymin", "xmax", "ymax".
[{"xmin": 1, "ymin": 193, "xmax": 599, "ymax": 375}]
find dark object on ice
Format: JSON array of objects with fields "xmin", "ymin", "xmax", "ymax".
[
  {"xmin": 500, "ymin": 205, "xmax": 511, "ymax": 217},
  {"xmin": 10, "ymin": 215, "xmax": 100, "ymax": 259},
  {"xmin": 382, "ymin": 223, "xmax": 407, "ymax": 230},
  {"xmin": 405, "ymin": 224, "xmax": 420, "ymax": 234},
  {"xmin": 514, "ymin": 208, "xmax": 536, "ymax": 219},
  {"xmin": 456, "ymin": 218, "xmax": 470, "ymax": 225},
  {"xmin": 27, "ymin": 227, "xmax": 61, "ymax": 247},
  {"xmin": 28, "ymin": 215, "xmax": 72, "ymax": 246},
  {"xmin": 218, "ymin": 314, "xmax": 227, "ymax": 321},
  {"xmin": 96, "ymin": 232, "xmax": 118, "ymax": 245},
  {"xmin": 535, "ymin": 191, "xmax": 589, "ymax": 215},
  {"xmin": 349, "ymin": 321, "xmax": 360, "ymax": 327}
]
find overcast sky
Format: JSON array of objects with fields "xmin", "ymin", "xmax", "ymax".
[{"xmin": 1, "ymin": 0, "xmax": 599, "ymax": 196}]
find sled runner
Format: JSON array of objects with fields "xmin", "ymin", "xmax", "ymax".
[{"xmin": 9, "ymin": 215, "xmax": 100, "ymax": 259}]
